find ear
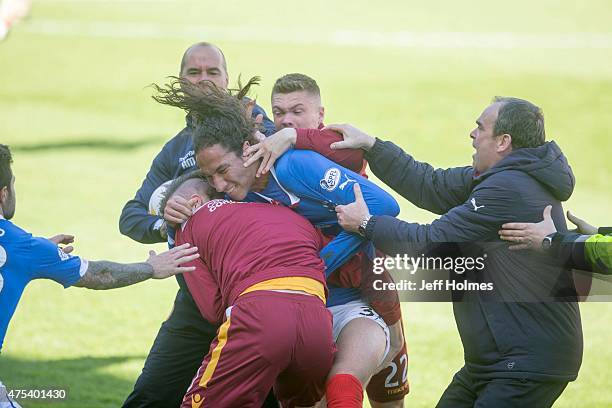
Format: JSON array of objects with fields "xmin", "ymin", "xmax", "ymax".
[
  {"xmin": 222, "ymin": 70, "xmax": 230, "ymax": 89},
  {"xmin": 241, "ymin": 140, "xmax": 252, "ymax": 162},
  {"xmin": 497, "ymin": 133, "xmax": 513, "ymax": 153},
  {"xmin": 0, "ymin": 186, "xmax": 6, "ymax": 205},
  {"xmin": 189, "ymin": 193, "xmax": 204, "ymax": 210},
  {"xmin": 242, "ymin": 140, "xmax": 251, "ymax": 153},
  {"xmin": 319, "ymin": 106, "xmax": 325, "ymax": 126}
]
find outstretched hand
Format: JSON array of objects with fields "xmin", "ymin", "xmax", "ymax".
[
  {"xmin": 335, "ymin": 183, "xmax": 371, "ymax": 233},
  {"xmin": 324, "ymin": 123, "xmax": 376, "ymax": 151},
  {"xmin": 499, "ymin": 205, "xmax": 556, "ymax": 251},
  {"xmin": 147, "ymin": 243, "xmax": 200, "ymax": 279},
  {"xmin": 567, "ymin": 211, "xmax": 597, "ymax": 235}
]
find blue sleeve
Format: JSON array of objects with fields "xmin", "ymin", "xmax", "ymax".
[
  {"xmin": 252, "ymin": 103, "xmax": 276, "ymax": 136},
  {"xmin": 28, "ymin": 237, "xmax": 85, "ymax": 288},
  {"xmin": 275, "ymin": 150, "xmax": 399, "ymax": 277},
  {"xmin": 119, "ymin": 145, "xmax": 173, "ymax": 244}
]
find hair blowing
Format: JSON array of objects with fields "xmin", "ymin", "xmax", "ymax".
[{"xmin": 152, "ymin": 76, "xmax": 261, "ymax": 155}]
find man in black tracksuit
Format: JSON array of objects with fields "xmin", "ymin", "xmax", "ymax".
[
  {"xmin": 330, "ymin": 97, "xmax": 582, "ymax": 407},
  {"xmin": 119, "ymin": 42, "xmax": 276, "ymax": 407}
]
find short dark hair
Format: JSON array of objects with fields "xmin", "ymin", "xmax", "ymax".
[
  {"xmin": 272, "ymin": 73, "xmax": 320, "ymax": 97},
  {"xmin": 179, "ymin": 42, "xmax": 228, "ymax": 76},
  {"xmin": 159, "ymin": 170, "xmax": 222, "ymax": 218},
  {"xmin": 0, "ymin": 144, "xmax": 13, "ymax": 190},
  {"xmin": 152, "ymin": 77, "xmax": 260, "ymax": 156},
  {"xmin": 493, "ymin": 97, "xmax": 545, "ymax": 148}
]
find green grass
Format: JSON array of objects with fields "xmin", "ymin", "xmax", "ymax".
[{"xmin": 1, "ymin": 0, "xmax": 611, "ymax": 406}]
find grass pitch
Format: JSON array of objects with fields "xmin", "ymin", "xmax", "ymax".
[{"xmin": 1, "ymin": 1, "xmax": 611, "ymax": 406}]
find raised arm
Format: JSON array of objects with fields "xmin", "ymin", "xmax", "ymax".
[
  {"xmin": 242, "ymin": 127, "xmax": 365, "ymax": 178},
  {"xmin": 73, "ymin": 243, "xmax": 199, "ymax": 290},
  {"xmin": 28, "ymin": 235, "xmax": 198, "ymax": 290},
  {"xmin": 326, "ymin": 124, "xmax": 474, "ymax": 214}
]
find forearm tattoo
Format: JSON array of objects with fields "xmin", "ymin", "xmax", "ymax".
[{"xmin": 74, "ymin": 261, "xmax": 154, "ymax": 290}]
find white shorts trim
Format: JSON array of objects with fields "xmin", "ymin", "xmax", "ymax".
[{"xmin": 328, "ymin": 300, "xmax": 390, "ymax": 363}]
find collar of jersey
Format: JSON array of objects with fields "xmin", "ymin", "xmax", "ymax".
[{"xmin": 252, "ymin": 166, "xmax": 300, "ymax": 206}]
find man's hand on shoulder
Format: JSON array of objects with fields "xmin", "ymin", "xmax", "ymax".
[
  {"xmin": 147, "ymin": 243, "xmax": 199, "ymax": 279},
  {"xmin": 325, "ymin": 123, "xmax": 376, "ymax": 151},
  {"xmin": 74, "ymin": 243, "xmax": 199, "ymax": 290}
]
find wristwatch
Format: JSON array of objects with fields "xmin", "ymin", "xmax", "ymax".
[
  {"xmin": 541, "ymin": 232, "xmax": 558, "ymax": 251},
  {"xmin": 357, "ymin": 215, "xmax": 372, "ymax": 238}
]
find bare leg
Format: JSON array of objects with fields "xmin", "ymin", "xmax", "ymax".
[{"xmin": 329, "ymin": 317, "xmax": 387, "ymax": 384}]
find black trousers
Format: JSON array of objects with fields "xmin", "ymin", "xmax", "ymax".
[
  {"xmin": 436, "ymin": 366, "xmax": 568, "ymax": 408},
  {"xmin": 123, "ymin": 286, "xmax": 279, "ymax": 408}
]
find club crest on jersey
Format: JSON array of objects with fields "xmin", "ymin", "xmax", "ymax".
[{"xmin": 320, "ymin": 167, "xmax": 342, "ymax": 192}]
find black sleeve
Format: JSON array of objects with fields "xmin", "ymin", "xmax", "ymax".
[
  {"xmin": 365, "ymin": 138, "xmax": 474, "ymax": 214},
  {"xmin": 551, "ymin": 232, "xmax": 592, "ymax": 272},
  {"xmin": 365, "ymin": 178, "xmax": 517, "ymax": 255},
  {"xmin": 119, "ymin": 145, "xmax": 173, "ymax": 243}
]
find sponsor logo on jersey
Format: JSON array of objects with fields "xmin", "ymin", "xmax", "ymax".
[
  {"xmin": 0, "ymin": 227, "xmax": 4, "ymax": 237},
  {"xmin": 205, "ymin": 199, "xmax": 245, "ymax": 213},
  {"xmin": 191, "ymin": 393, "xmax": 203, "ymax": 408},
  {"xmin": 320, "ymin": 167, "xmax": 342, "ymax": 191},
  {"xmin": 179, "ymin": 150, "xmax": 197, "ymax": 170},
  {"xmin": 338, "ymin": 174, "xmax": 357, "ymax": 191}
]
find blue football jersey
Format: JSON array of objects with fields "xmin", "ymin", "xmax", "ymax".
[
  {"xmin": 245, "ymin": 150, "xmax": 400, "ymax": 307},
  {"xmin": 0, "ymin": 218, "xmax": 87, "ymax": 351}
]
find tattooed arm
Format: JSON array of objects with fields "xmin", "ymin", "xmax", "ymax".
[{"xmin": 73, "ymin": 243, "xmax": 199, "ymax": 290}]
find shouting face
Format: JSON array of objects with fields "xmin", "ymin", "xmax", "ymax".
[{"xmin": 470, "ymin": 102, "xmax": 505, "ymax": 174}]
